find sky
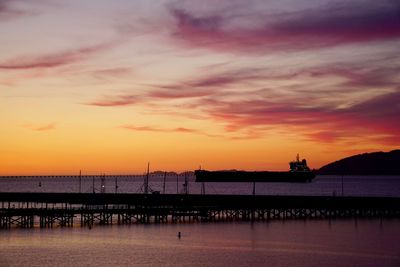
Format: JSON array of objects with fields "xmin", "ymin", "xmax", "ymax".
[{"xmin": 0, "ymin": 0, "xmax": 399, "ymax": 174}]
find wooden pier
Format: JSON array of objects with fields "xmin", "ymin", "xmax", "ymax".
[{"xmin": 1, "ymin": 193, "xmax": 399, "ymax": 228}]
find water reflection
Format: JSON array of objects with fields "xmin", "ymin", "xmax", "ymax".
[{"xmin": 1, "ymin": 219, "xmax": 398, "ymax": 266}]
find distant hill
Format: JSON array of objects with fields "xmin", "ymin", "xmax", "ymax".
[{"xmin": 318, "ymin": 150, "xmax": 400, "ymax": 175}]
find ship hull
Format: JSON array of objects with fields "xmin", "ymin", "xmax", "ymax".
[{"xmin": 195, "ymin": 170, "xmax": 316, "ymax": 183}]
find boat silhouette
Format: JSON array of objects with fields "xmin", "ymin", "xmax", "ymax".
[{"xmin": 195, "ymin": 154, "xmax": 316, "ymax": 183}]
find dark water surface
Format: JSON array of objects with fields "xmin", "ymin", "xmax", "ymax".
[
  {"xmin": 1, "ymin": 175, "xmax": 400, "ymax": 196},
  {"xmin": 0, "ymin": 220, "xmax": 399, "ymax": 267}
]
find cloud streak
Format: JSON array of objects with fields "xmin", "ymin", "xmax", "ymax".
[
  {"xmin": 86, "ymin": 58, "xmax": 400, "ymax": 144},
  {"xmin": 86, "ymin": 94, "xmax": 138, "ymax": 107},
  {"xmin": 24, "ymin": 123, "xmax": 56, "ymax": 131},
  {"xmin": 0, "ymin": 42, "xmax": 116, "ymax": 70},
  {"xmin": 0, "ymin": 0, "xmax": 33, "ymax": 21},
  {"xmin": 170, "ymin": 1, "xmax": 400, "ymax": 53},
  {"xmin": 121, "ymin": 124, "xmax": 221, "ymax": 138},
  {"xmin": 91, "ymin": 67, "xmax": 133, "ymax": 80},
  {"xmin": 149, "ymin": 68, "xmax": 276, "ymax": 99},
  {"xmin": 200, "ymin": 90, "xmax": 400, "ymax": 144}
]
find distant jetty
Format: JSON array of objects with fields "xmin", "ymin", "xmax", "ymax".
[{"xmin": 318, "ymin": 150, "xmax": 400, "ymax": 175}]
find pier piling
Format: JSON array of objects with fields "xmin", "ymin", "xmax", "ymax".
[{"xmin": 0, "ymin": 193, "xmax": 399, "ymax": 228}]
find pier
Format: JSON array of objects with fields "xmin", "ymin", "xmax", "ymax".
[{"xmin": 1, "ymin": 193, "xmax": 399, "ymax": 228}]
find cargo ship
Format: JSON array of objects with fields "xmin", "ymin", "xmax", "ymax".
[{"xmin": 195, "ymin": 154, "xmax": 316, "ymax": 183}]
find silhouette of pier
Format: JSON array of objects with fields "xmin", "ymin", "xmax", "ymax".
[{"xmin": 1, "ymin": 193, "xmax": 399, "ymax": 228}]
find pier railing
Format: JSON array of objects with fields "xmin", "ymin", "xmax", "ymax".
[{"xmin": 1, "ymin": 193, "xmax": 399, "ymax": 228}]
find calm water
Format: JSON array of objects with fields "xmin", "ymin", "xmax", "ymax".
[
  {"xmin": 0, "ymin": 220, "xmax": 399, "ymax": 267},
  {"xmin": 1, "ymin": 175, "xmax": 400, "ymax": 196}
]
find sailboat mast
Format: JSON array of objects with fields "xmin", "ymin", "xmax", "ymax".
[
  {"xmin": 163, "ymin": 171, "xmax": 166, "ymax": 194},
  {"xmin": 144, "ymin": 162, "xmax": 150, "ymax": 194},
  {"xmin": 79, "ymin": 170, "xmax": 82, "ymax": 193}
]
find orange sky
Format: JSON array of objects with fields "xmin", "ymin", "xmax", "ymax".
[{"xmin": 0, "ymin": 0, "xmax": 399, "ymax": 175}]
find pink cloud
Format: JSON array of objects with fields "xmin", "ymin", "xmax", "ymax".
[
  {"xmin": 86, "ymin": 60, "xmax": 400, "ymax": 144},
  {"xmin": 199, "ymin": 91, "xmax": 400, "ymax": 144},
  {"xmin": 304, "ymin": 131, "xmax": 346, "ymax": 143},
  {"xmin": 149, "ymin": 62, "xmax": 400, "ymax": 102},
  {"xmin": 345, "ymin": 90, "xmax": 400, "ymax": 134},
  {"xmin": 309, "ymin": 65, "xmax": 400, "ymax": 88},
  {"xmin": 83, "ymin": 43, "xmax": 399, "ymax": 145},
  {"xmin": 0, "ymin": 0, "xmax": 34, "ymax": 21},
  {"xmin": 0, "ymin": 42, "xmax": 116, "ymax": 70},
  {"xmin": 170, "ymin": 1, "xmax": 400, "ymax": 53},
  {"xmin": 149, "ymin": 68, "xmax": 271, "ymax": 99},
  {"xmin": 86, "ymin": 95, "xmax": 138, "ymax": 107},
  {"xmin": 91, "ymin": 67, "xmax": 133, "ymax": 80},
  {"xmin": 149, "ymin": 87, "xmax": 215, "ymax": 99}
]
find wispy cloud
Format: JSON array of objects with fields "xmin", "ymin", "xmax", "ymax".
[
  {"xmin": 149, "ymin": 68, "xmax": 272, "ymax": 99},
  {"xmin": 91, "ymin": 67, "xmax": 133, "ymax": 80},
  {"xmin": 24, "ymin": 123, "xmax": 56, "ymax": 131},
  {"xmin": 346, "ymin": 90, "xmax": 400, "ymax": 133},
  {"xmin": 77, "ymin": 1, "xmax": 400, "ymax": 146},
  {"xmin": 304, "ymin": 131, "xmax": 344, "ymax": 143},
  {"xmin": 0, "ymin": 42, "xmax": 116, "ymax": 70},
  {"xmin": 121, "ymin": 124, "xmax": 222, "ymax": 138},
  {"xmin": 86, "ymin": 58, "xmax": 400, "ymax": 144},
  {"xmin": 170, "ymin": 1, "xmax": 400, "ymax": 53},
  {"xmin": 149, "ymin": 86, "xmax": 215, "ymax": 99},
  {"xmin": 0, "ymin": 0, "xmax": 34, "ymax": 21},
  {"xmin": 200, "ymin": 90, "xmax": 400, "ymax": 144},
  {"xmin": 86, "ymin": 94, "xmax": 138, "ymax": 107},
  {"xmin": 149, "ymin": 61, "xmax": 400, "ymax": 102}
]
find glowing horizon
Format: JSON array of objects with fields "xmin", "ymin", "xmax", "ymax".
[{"xmin": 1, "ymin": 0, "xmax": 399, "ymax": 175}]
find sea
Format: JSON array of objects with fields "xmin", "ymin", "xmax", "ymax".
[
  {"xmin": 0, "ymin": 174, "xmax": 400, "ymax": 196},
  {"xmin": 1, "ymin": 175, "xmax": 400, "ymax": 267}
]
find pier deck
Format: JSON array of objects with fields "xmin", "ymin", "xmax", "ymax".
[{"xmin": 1, "ymin": 193, "xmax": 399, "ymax": 228}]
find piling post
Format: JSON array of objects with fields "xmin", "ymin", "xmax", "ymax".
[
  {"xmin": 176, "ymin": 174, "xmax": 179, "ymax": 194},
  {"xmin": 163, "ymin": 172, "xmax": 167, "ymax": 194},
  {"xmin": 101, "ymin": 174, "xmax": 106, "ymax": 194},
  {"xmin": 79, "ymin": 170, "xmax": 82, "ymax": 193},
  {"xmin": 144, "ymin": 162, "xmax": 150, "ymax": 194},
  {"xmin": 341, "ymin": 174, "xmax": 344, "ymax": 196},
  {"xmin": 184, "ymin": 172, "xmax": 189, "ymax": 195}
]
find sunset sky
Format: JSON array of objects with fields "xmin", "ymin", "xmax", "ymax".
[{"xmin": 0, "ymin": 0, "xmax": 399, "ymax": 175}]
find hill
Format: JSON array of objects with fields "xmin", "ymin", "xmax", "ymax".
[{"xmin": 318, "ymin": 150, "xmax": 400, "ymax": 175}]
